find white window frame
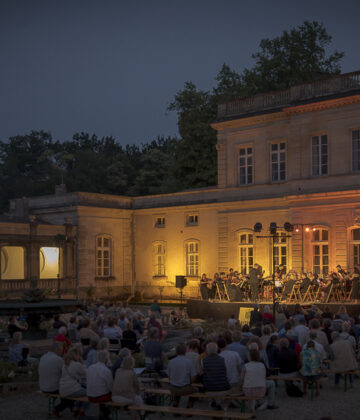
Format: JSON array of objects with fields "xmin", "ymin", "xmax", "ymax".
[
  {"xmin": 273, "ymin": 231, "xmax": 288, "ymax": 271},
  {"xmin": 154, "ymin": 216, "xmax": 166, "ymax": 228},
  {"xmin": 270, "ymin": 142, "xmax": 286, "ymax": 182},
  {"xmin": 238, "ymin": 146, "xmax": 253, "ymax": 185},
  {"xmin": 238, "ymin": 233, "xmax": 254, "ymax": 274},
  {"xmin": 153, "ymin": 241, "xmax": 166, "ymax": 277},
  {"xmin": 312, "ymin": 228, "xmax": 329, "ymax": 275},
  {"xmin": 352, "ymin": 130, "xmax": 360, "ymax": 172},
  {"xmin": 351, "ymin": 228, "xmax": 360, "ymax": 267},
  {"xmin": 96, "ymin": 235, "xmax": 112, "ymax": 277},
  {"xmin": 186, "ymin": 213, "xmax": 199, "ymax": 227},
  {"xmin": 311, "ymin": 134, "xmax": 328, "ymax": 176},
  {"xmin": 185, "ymin": 240, "xmax": 200, "ymax": 276}
]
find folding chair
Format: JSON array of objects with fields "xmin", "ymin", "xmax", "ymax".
[{"xmin": 288, "ymin": 284, "xmax": 302, "ymax": 302}]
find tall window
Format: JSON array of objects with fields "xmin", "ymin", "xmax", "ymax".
[
  {"xmin": 239, "ymin": 147, "xmax": 253, "ymax": 185},
  {"xmin": 312, "ymin": 135, "xmax": 328, "ymax": 176},
  {"xmin": 1, "ymin": 246, "xmax": 25, "ymax": 280},
  {"xmin": 312, "ymin": 229, "xmax": 329, "ymax": 275},
  {"xmin": 274, "ymin": 232, "xmax": 287, "ymax": 271},
  {"xmin": 351, "ymin": 228, "xmax": 360, "ymax": 266},
  {"xmin": 271, "ymin": 142, "xmax": 286, "ymax": 182},
  {"xmin": 239, "ymin": 233, "xmax": 253, "ymax": 274},
  {"xmin": 352, "ymin": 130, "xmax": 360, "ymax": 172},
  {"xmin": 186, "ymin": 241, "xmax": 199, "ymax": 276},
  {"xmin": 153, "ymin": 242, "xmax": 166, "ymax": 276},
  {"xmin": 96, "ymin": 235, "xmax": 112, "ymax": 277}
]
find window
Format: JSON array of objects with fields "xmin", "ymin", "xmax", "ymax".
[
  {"xmin": 96, "ymin": 235, "xmax": 112, "ymax": 277},
  {"xmin": 312, "ymin": 135, "xmax": 328, "ymax": 176},
  {"xmin": 239, "ymin": 233, "xmax": 253, "ymax": 274},
  {"xmin": 351, "ymin": 228, "xmax": 360, "ymax": 266},
  {"xmin": 239, "ymin": 147, "xmax": 253, "ymax": 185},
  {"xmin": 186, "ymin": 241, "xmax": 199, "ymax": 276},
  {"xmin": 154, "ymin": 217, "xmax": 165, "ymax": 228},
  {"xmin": 271, "ymin": 142, "xmax": 286, "ymax": 182},
  {"xmin": 1, "ymin": 246, "xmax": 25, "ymax": 280},
  {"xmin": 352, "ymin": 130, "xmax": 360, "ymax": 172},
  {"xmin": 40, "ymin": 247, "xmax": 62, "ymax": 279},
  {"xmin": 312, "ymin": 229, "xmax": 329, "ymax": 275},
  {"xmin": 274, "ymin": 232, "xmax": 288, "ymax": 271},
  {"xmin": 153, "ymin": 242, "xmax": 166, "ymax": 276},
  {"xmin": 186, "ymin": 214, "xmax": 199, "ymax": 226}
]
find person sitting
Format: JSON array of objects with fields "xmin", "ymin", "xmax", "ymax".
[
  {"xmin": 218, "ymin": 338, "xmax": 242, "ymax": 393},
  {"xmin": 293, "ymin": 316, "xmax": 309, "ymax": 347},
  {"xmin": 55, "ymin": 326, "xmax": 71, "ymax": 355},
  {"xmin": 112, "ymin": 356, "xmax": 143, "ymax": 419},
  {"xmin": 39, "ymin": 341, "xmax": 73, "ymax": 417},
  {"xmin": 303, "ymin": 331, "xmax": 327, "ymax": 361},
  {"xmin": 185, "ymin": 339, "xmax": 202, "ymax": 378},
  {"xmin": 84, "ymin": 336, "xmax": 100, "ymax": 367},
  {"xmin": 168, "ymin": 343, "xmax": 197, "ymax": 407},
  {"xmin": 250, "ymin": 304, "xmax": 262, "ymax": 327},
  {"xmin": 201, "ymin": 342, "xmax": 230, "ymax": 394},
  {"xmin": 122, "ymin": 321, "xmax": 138, "ymax": 350},
  {"xmin": 240, "ymin": 324, "xmax": 253, "ymax": 345},
  {"xmin": 117, "ymin": 311, "xmax": 129, "ymax": 332},
  {"xmin": 339, "ymin": 322, "xmax": 356, "ymax": 350},
  {"xmin": 239, "ymin": 344, "xmax": 277, "ymax": 410},
  {"xmin": 79, "ymin": 319, "xmax": 99, "ymax": 343},
  {"xmin": 111, "ymin": 348, "xmax": 131, "ymax": 378},
  {"xmin": 103, "ymin": 318, "xmax": 122, "ymax": 341},
  {"xmin": 260, "ymin": 325, "xmax": 272, "ymax": 348},
  {"xmin": 8, "ymin": 315, "xmax": 26, "ymax": 338},
  {"xmin": 227, "ymin": 331, "xmax": 248, "ymax": 363},
  {"xmin": 147, "ymin": 313, "xmax": 164, "ymax": 339},
  {"xmin": 306, "ymin": 319, "xmax": 329, "ymax": 350},
  {"xmin": 329, "ymin": 331, "xmax": 358, "ymax": 388},
  {"xmin": 276, "ymin": 338, "xmax": 299, "ymax": 388},
  {"xmin": 227, "ymin": 314, "xmax": 238, "ymax": 330},
  {"xmin": 9, "ymin": 331, "xmax": 30, "ymax": 365},
  {"xmin": 262, "ymin": 305, "xmax": 274, "ymax": 325},
  {"xmin": 266, "ymin": 335, "xmax": 279, "ymax": 370},
  {"xmin": 299, "ymin": 340, "xmax": 321, "ymax": 396},
  {"xmin": 87, "ymin": 350, "xmax": 113, "ymax": 419},
  {"xmin": 53, "ymin": 314, "xmax": 67, "ymax": 330},
  {"xmin": 144, "ymin": 327, "xmax": 166, "ymax": 372},
  {"xmin": 132, "ymin": 313, "xmax": 144, "ymax": 337},
  {"xmin": 59, "ymin": 346, "xmax": 88, "ymax": 417}
]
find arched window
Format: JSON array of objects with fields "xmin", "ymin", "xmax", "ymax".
[
  {"xmin": 153, "ymin": 241, "xmax": 166, "ymax": 276},
  {"xmin": 312, "ymin": 228, "xmax": 329, "ymax": 275},
  {"xmin": 96, "ymin": 235, "xmax": 112, "ymax": 277},
  {"xmin": 1, "ymin": 246, "xmax": 25, "ymax": 280},
  {"xmin": 185, "ymin": 241, "xmax": 199, "ymax": 276},
  {"xmin": 274, "ymin": 231, "xmax": 288, "ymax": 271},
  {"xmin": 238, "ymin": 233, "xmax": 253, "ymax": 274},
  {"xmin": 351, "ymin": 228, "xmax": 360, "ymax": 266}
]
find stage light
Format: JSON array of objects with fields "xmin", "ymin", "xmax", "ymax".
[
  {"xmin": 295, "ymin": 228, "xmax": 300, "ymax": 232},
  {"xmin": 312, "ymin": 227, "xmax": 316, "ymax": 231},
  {"xmin": 305, "ymin": 227, "xmax": 310, "ymax": 232},
  {"xmin": 284, "ymin": 222, "xmax": 293, "ymax": 232},
  {"xmin": 269, "ymin": 222, "xmax": 277, "ymax": 235},
  {"xmin": 254, "ymin": 222, "xmax": 262, "ymax": 232}
]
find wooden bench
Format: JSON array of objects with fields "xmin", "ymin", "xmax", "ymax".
[
  {"xmin": 337, "ymin": 370, "xmax": 359, "ymax": 392},
  {"xmin": 267, "ymin": 375, "xmax": 328, "ymax": 399},
  {"xmin": 128, "ymin": 403, "xmax": 255, "ymax": 419}
]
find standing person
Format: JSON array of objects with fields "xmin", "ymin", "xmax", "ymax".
[
  {"xmin": 150, "ymin": 299, "xmax": 161, "ymax": 317},
  {"xmin": 300, "ymin": 340, "xmax": 321, "ymax": 396},
  {"xmin": 351, "ymin": 264, "xmax": 360, "ymax": 301},
  {"xmin": 167, "ymin": 344, "xmax": 197, "ymax": 407},
  {"xmin": 249, "ymin": 263, "xmax": 261, "ymax": 302},
  {"xmin": 250, "ymin": 304, "xmax": 262, "ymax": 327},
  {"xmin": 200, "ymin": 273, "xmax": 210, "ymax": 300}
]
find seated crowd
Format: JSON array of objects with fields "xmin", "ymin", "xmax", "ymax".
[{"xmin": 6, "ymin": 300, "xmax": 360, "ymax": 419}]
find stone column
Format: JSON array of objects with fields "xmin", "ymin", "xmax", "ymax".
[{"xmin": 28, "ymin": 215, "xmax": 40, "ymax": 288}]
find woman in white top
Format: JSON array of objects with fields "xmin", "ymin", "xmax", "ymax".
[{"xmin": 59, "ymin": 346, "xmax": 88, "ymax": 415}]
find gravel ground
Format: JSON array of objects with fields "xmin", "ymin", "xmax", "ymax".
[{"xmin": 0, "ymin": 378, "xmax": 359, "ymax": 420}]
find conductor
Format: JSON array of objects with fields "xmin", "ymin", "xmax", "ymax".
[{"xmin": 249, "ymin": 263, "xmax": 262, "ymax": 302}]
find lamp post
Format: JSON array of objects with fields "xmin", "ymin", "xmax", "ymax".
[
  {"xmin": 293, "ymin": 224, "xmax": 317, "ymax": 274},
  {"xmin": 254, "ymin": 222, "xmax": 292, "ymax": 319}
]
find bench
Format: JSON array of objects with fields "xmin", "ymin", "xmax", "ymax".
[
  {"xmin": 128, "ymin": 403, "xmax": 255, "ymax": 419},
  {"xmin": 337, "ymin": 370, "xmax": 360, "ymax": 392},
  {"xmin": 267, "ymin": 375, "xmax": 328, "ymax": 399}
]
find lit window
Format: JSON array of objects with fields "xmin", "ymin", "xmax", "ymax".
[
  {"xmin": 274, "ymin": 232, "xmax": 288, "ymax": 271},
  {"xmin": 154, "ymin": 217, "xmax": 165, "ymax": 228},
  {"xmin": 186, "ymin": 241, "xmax": 199, "ymax": 276},
  {"xmin": 40, "ymin": 247, "xmax": 61, "ymax": 279},
  {"xmin": 239, "ymin": 233, "xmax": 253, "ymax": 274},
  {"xmin": 271, "ymin": 142, "xmax": 286, "ymax": 182},
  {"xmin": 239, "ymin": 147, "xmax": 253, "ymax": 185},
  {"xmin": 312, "ymin": 135, "xmax": 328, "ymax": 176},
  {"xmin": 153, "ymin": 242, "xmax": 166, "ymax": 276},
  {"xmin": 96, "ymin": 235, "xmax": 112, "ymax": 277},
  {"xmin": 186, "ymin": 214, "xmax": 199, "ymax": 226},
  {"xmin": 351, "ymin": 228, "xmax": 360, "ymax": 266},
  {"xmin": 312, "ymin": 228, "xmax": 329, "ymax": 275},
  {"xmin": 1, "ymin": 246, "xmax": 25, "ymax": 280},
  {"xmin": 352, "ymin": 130, "xmax": 360, "ymax": 172}
]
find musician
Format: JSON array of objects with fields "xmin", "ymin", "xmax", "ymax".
[
  {"xmin": 276, "ymin": 264, "xmax": 286, "ymax": 277},
  {"xmin": 351, "ymin": 263, "xmax": 360, "ymax": 301},
  {"xmin": 229, "ymin": 273, "xmax": 242, "ymax": 301},
  {"xmin": 300, "ymin": 272, "xmax": 311, "ymax": 296},
  {"xmin": 249, "ymin": 263, "xmax": 261, "ymax": 302},
  {"xmin": 200, "ymin": 273, "xmax": 210, "ymax": 300}
]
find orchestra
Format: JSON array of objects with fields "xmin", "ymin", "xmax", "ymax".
[{"xmin": 199, "ymin": 263, "xmax": 360, "ymax": 303}]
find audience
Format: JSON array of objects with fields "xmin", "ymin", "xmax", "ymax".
[{"xmin": 9, "ymin": 331, "xmax": 30, "ymax": 365}]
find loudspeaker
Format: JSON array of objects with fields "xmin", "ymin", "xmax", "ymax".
[{"xmin": 175, "ymin": 275, "xmax": 187, "ymax": 289}]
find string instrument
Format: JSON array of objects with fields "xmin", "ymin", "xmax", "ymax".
[{"xmin": 204, "ymin": 278, "xmax": 214, "ymax": 290}]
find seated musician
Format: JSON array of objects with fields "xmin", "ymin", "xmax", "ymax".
[
  {"xmin": 200, "ymin": 273, "xmax": 210, "ymax": 300},
  {"xmin": 320, "ymin": 275, "xmax": 332, "ymax": 302},
  {"xmin": 229, "ymin": 273, "xmax": 242, "ymax": 301},
  {"xmin": 300, "ymin": 272, "xmax": 311, "ymax": 295},
  {"xmin": 281, "ymin": 273, "xmax": 296, "ymax": 301}
]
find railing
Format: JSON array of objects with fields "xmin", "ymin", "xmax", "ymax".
[
  {"xmin": 0, "ymin": 278, "xmax": 76, "ymax": 291},
  {"xmin": 217, "ymin": 70, "xmax": 360, "ymax": 119},
  {"xmin": 0, "ymin": 279, "xmax": 30, "ymax": 290}
]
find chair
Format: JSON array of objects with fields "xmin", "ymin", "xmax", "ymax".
[
  {"xmin": 214, "ymin": 282, "xmax": 230, "ymax": 301},
  {"xmin": 287, "ymin": 284, "xmax": 302, "ymax": 302}
]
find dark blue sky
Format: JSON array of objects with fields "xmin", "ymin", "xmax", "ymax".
[{"xmin": 1, "ymin": 0, "xmax": 359, "ymax": 146}]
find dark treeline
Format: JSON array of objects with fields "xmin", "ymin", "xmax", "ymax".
[{"xmin": 0, "ymin": 22, "xmax": 344, "ymax": 212}]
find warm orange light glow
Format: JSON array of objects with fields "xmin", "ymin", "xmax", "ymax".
[
  {"xmin": 312, "ymin": 227, "xmax": 316, "ymax": 231},
  {"xmin": 305, "ymin": 227, "xmax": 310, "ymax": 232},
  {"xmin": 295, "ymin": 228, "xmax": 300, "ymax": 232}
]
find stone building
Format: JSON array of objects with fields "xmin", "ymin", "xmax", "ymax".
[{"xmin": 1, "ymin": 71, "xmax": 360, "ymax": 299}]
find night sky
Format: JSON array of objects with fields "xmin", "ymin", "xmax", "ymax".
[{"xmin": 1, "ymin": 0, "xmax": 359, "ymax": 146}]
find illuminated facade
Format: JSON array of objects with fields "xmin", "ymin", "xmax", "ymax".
[{"xmin": 1, "ymin": 71, "xmax": 360, "ymax": 299}]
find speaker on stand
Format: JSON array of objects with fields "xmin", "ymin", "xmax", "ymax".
[{"xmin": 175, "ymin": 275, "xmax": 187, "ymax": 305}]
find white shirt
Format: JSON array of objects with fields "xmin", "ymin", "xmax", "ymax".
[
  {"xmin": 293, "ymin": 324, "xmax": 309, "ymax": 347},
  {"xmin": 86, "ymin": 362, "xmax": 113, "ymax": 397},
  {"xmin": 220, "ymin": 349, "xmax": 242, "ymax": 385},
  {"xmin": 167, "ymin": 355, "xmax": 197, "ymax": 387},
  {"xmin": 38, "ymin": 351, "xmax": 64, "ymax": 392},
  {"xmin": 185, "ymin": 351, "xmax": 201, "ymax": 375}
]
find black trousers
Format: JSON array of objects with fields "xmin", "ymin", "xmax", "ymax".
[
  {"xmin": 200, "ymin": 285, "xmax": 209, "ymax": 300},
  {"xmin": 250, "ymin": 282, "xmax": 258, "ymax": 301}
]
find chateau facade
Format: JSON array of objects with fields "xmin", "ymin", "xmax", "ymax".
[{"xmin": 1, "ymin": 71, "xmax": 360, "ymax": 299}]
